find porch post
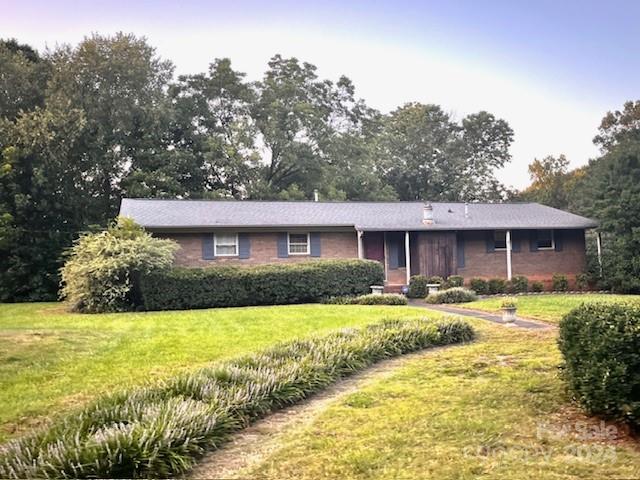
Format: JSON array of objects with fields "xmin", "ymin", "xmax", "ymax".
[
  {"xmin": 405, "ymin": 231, "xmax": 411, "ymax": 285},
  {"xmin": 596, "ymin": 231, "xmax": 603, "ymax": 276},
  {"xmin": 357, "ymin": 230, "xmax": 364, "ymax": 259},
  {"xmin": 383, "ymin": 232, "xmax": 388, "ymax": 282},
  {"xmin": 506, "ymin": 229, "xmax": 512, "ymax": 280}
]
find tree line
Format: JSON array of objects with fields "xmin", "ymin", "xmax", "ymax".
[{"xmin": 1, "ymin": 33, "xmax": 638, "ymax": 300}]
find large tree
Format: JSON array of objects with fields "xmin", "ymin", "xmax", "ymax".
[
  {"xmin": 46, "ymin": 33, "xmax": 174, "ymax": 222},
  {"xmin": 378, "ymin": 103, "xmax": 513, "ymax": 201}
]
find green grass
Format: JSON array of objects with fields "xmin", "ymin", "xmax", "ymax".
[
  {"xmin": 459, "ymin": 294, "xmax": 640, "ymax": 324},
  {"xmin": 245, "ymin": 318, "xmax": 640, "ymax": 479},
  {"xmin": 0, "ymin": 302, "xmax": 427, "ymax": 441}
]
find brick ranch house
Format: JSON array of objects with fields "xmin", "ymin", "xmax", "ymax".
[{"xmin": 120, "ymin": 199, "xmax": 599, "ymax": 290}]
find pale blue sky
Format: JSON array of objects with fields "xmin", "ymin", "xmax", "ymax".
[{"xmin": 3, "ymin": 0, "xmax": 638, "ymax": 187}]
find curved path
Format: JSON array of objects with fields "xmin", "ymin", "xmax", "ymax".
[{"xmin": 189, "ymin": 344, "xmax": 457, "ymax": 479}]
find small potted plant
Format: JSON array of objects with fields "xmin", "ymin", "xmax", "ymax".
[{"xmin": 500, "ymin": 297, "xmax": 518, "ymax": 323}]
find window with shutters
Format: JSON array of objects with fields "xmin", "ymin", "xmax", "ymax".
[
  {"xmin": 536, "ymin": 229, "xmax": 554, "ymax": 250},
  {"xmin": 494, "ymin": 230, "xmax": 507, "ymax": 250},
  {"xmin": 288, "ymin": 233, "xmax": 310, "ymax": 255},
  {"xmin": 214, "ymin": 233, "xmax": 238, "ymax": 256}
]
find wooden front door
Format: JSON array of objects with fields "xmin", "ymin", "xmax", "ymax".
[{"xmin": 416, "ymin": 232, "xmax": 456, "ymax": 278}]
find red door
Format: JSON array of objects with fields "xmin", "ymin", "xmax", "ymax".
[{"xmin": 363, "ymin": 232, "xmax": 385, "ymax": 263}]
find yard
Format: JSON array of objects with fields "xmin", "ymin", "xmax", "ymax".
[
  {"xmin": 0, "ymin": 302, "xmax": 424, "ymax": 441},
  {"xmin": 2, "ymin": 295, "xmax": 640, "ymax": 478},
  {"xmin": 241, "ymin": 315, "xmax": 640, "ymax": 479},
  {"xmin": 459, "ymin": 293, "xmax": 640, "ymax": 324}
]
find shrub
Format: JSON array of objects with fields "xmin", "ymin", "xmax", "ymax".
[
  {"xmin": 469, "ymin": 277, "xmax": 488, "ymax": 295},
  {"xmin": 0, "ymin": 317, "xmax": 475, "ymax": 478},
  {"xmin": 141, "ymin": 260, "xmax": 384, "ymax": 311},
  {"xmin": 552, "ymin": 273, "xmax": 569, "ymax": 291},
  {"xmin": 487, "ymin": 278, "xmax": 507, "ymax": 295},
  {"xmin": 60, "ymin": 217, "xmax": 178, "ymax": 313},
  {"xmin": 509, "ymin": 275, "xmax": 528, "ymax": 294},
  {"xmin": 324, "ymin": 294, "xmax": 407, "ymax": 305},
  {"xmin": 500, "ymin": 296, "xmax": 518, "ymax": 309},
  {"xmin": 530, "ymin": 281, "xmax": 544, "ymax": 292},
  {"xmin": 447, "ymin": 275, "xmax": 464, "ymax": 288},
  {"xmin": 407, "ymin": 275, "xmax": 428, "ymax": 298},
  {"xmin": 427, "ymin": 275, "xmax": 445, "ymax": 285},
  {"xmin": 425, "ymin": 287, "xmax": 478, "ymax": 304},
  {"xmin": 575, "ymin": 273, "xmax": 589, "ymax": 291},
  {"xmin": 558, "ymin": 303, "xmax": 640, "ymax": 426}
]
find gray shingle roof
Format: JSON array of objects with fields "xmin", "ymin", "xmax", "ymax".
[{"xmin": 119, "ymin": 198, "xmax": 598, "ymax": 231}]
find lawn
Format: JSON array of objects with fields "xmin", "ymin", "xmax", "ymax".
[
  {"xmin": 0, "ymin": 302, "xmax": 428, "ymax": 442},
  {"xmin": 244, "ymin": 317, "xmax": 640, "ymax": 479},
  {"xmin": 459, "ymin": 293, "xmax": 640, "ymax": 324}
]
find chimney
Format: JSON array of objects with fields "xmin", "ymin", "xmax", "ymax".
[
  {"xmin": 464, "ymin": 202, "xmax": 469, "ymax": 219},
  {"xmin": 423, "ymin": 203, "xmax": 434, "ymax": 224},
  {"xmin": 313, "ymin": 189, "xmax": 319, "ymax": 202}
]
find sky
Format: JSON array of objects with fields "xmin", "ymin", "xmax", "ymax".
[{"xmin": 2, "ymin": 0, "xmax": 639, "ymax": 189}]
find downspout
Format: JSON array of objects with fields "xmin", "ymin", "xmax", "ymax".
[
  {"xmin": 506, "ymin": 230, "xmax": 512, "ymax": 280},
  {"xmin": 596, "ymin": 231, "xmax": 603, "ymax": 277},
  {"xmin": 405, "ymin": 231, "xmax": 411, "ymax": 285}
]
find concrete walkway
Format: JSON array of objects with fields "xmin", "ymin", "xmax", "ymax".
[{"xmin": 409, "ymin": 300, "xmax": 555, "ymax": 330}]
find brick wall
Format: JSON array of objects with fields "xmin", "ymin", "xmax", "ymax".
[
  {"xmin": 457, "ymin": 229, "xmax": 587, "ymax": 285},
  {"xmin": 157, "ymin": 231, "xmax": 358, "ymax": 267}
]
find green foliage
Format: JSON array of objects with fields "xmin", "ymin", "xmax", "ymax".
[
  {"xmin": 141, "ymin": 260, "xmax": 384, "ymax": 311},
  {"xmin": 425, "ymin": 287, "xmax": 478, "ymax": 304},
  {"xmin": 407, "ymin": 275, "xmax": 428, "ymax": 298},
  {"xmin": 379, "ymin": 104, "xmax": 513, "ymax": 201},
  {"xmin": 60, "ymin": 218, "xmax": 178, "ymax": 312},
  {"xmin": 509, "ymin": 275, "xmax": 528, "ymax": 293},
  {"xmin": 552, "ymin": 274, "xmax": 569, "ymax": 292},
  {"xmin": 530, "ymin": 281, "xmax": 545, "ymax": 292},
  {"xmin": 500, "ymin": 297, "xmax": 518, "ymax": 309},
  {"xmin": 0, "ymin": 317, "xmax": 474, "ymax": 479},
  {"xmin": 575, "ymin": 273, "xmax": 589, "ymax": 291},
  {"xmin": 487, "ymin": 278, "xmax": 507, "ymax": 295},
  {"xmin": 558, "ymin": 303, "xmax": 640, "ymax": 426},
  {"xmin": 469, "ymin": 278, "xmax": 489, "ymax": 295},
  {"xmin": 324, "ymin": 294, "xmax": 407, "ymax": 305},
  {"xmin": 447, "ymin": 275, "xmax": 464, "ymax": 288}
]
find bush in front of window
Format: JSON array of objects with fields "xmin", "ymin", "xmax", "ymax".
[
  {"xmin": 469, "ymin": 277, "xmax": 489, "ymax": 295},
  {"xmin": 425, "ymin": 287, "xmax": 478, "ymax": 304},
  {"xmin": 447, "ymin": 275, "xmax": 464, "ymax": 288},
  {"xmin": 487, "ymin": 278, "xmax": 507, "ymax": 294},
  {"xmin": 140, "ymin": 259, "xmax": 385, "ymax": 311},
  {"xmin": 552, "ymin": 273, "xmax": 569, "ymax": 291},
  {"xmin": 558, "ymin": 302, "xmax": 640, "ymax": 427},
  {"xmin": 508, "ymin": 275, "xmax": 528, "ymax": 294}
]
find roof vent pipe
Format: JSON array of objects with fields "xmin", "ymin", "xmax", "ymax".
[
  {"xmin": 313, "ymin": 189, "xmax": 319, "ymax": 202},
  {"xmin": 464, "ymin": 202, "xmax": 469, "ymax": 218},
  {"xmin": 423, "ymin": 203, "xmax": 434, "ymax": 224}
]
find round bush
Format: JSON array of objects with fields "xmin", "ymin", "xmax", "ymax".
[
  {"xmin": 407, "ymin": 275, "xmax": 428, "ymax": 298},
  {"xmin": 558, "ymin": 302, "xmax": 640, "ymax": 426},
  {"xmin": 469, "ymin": 278, "xmax": 488, "ymax": 295},
  {"xmin": 425, "ymin": 287, "xmax": 478, "ymax": 304}
]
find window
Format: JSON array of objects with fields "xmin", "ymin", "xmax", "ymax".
[
  {"xmin": 494, "ymin": 230, "xmax": 507, "ymax": 250},
  {"xmin": 288, "ymin": 233, "xmax": 310, "ymax": 255},
  {"xmin": 536, "ymin": 229, "xmax": 554, "ymax": 250},
  {"xmin": 214, "ymin": 233, "xmax": 238, "ymax": 256}
]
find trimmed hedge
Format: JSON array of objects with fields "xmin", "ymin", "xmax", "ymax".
[
  {"xmin": 487, "ymin": 278, "xmax": 507, "ymax": 295},
  {"xmin": 0, "ymin": 317, "xmax": 475, "ymax": 478},
  {"xmin": 530, "ymin": 280, "xmax": 544, "ymax": 292},
  {"xmin": 447, "ymin": 275, "xmax": 464, "ymax": 288},
  {"xmin": 324, "ymin": 294, "xmax": 408, "ymax": 305},
  {"xmin": 140, "ymin": 260, "xmax": 384, "ymax": 310},
  {"xmin": 407, "ymin": 275, "xmax": 428, "ymax": 298},
  {"xmin": 552, "ymin": 273, "xmax": 569, "ymax": 291},
  {"xmin": 509, "ymin": 275, "xmax": 528, "ymax": 293},
  {"xmin": 558, "ymin": 303, "xmax": 640, "ymax": 426},
  {"xmin": 469, "ymin": 277, "xmax": 489, "ymax": 295},
  {"xmin": 425, "ymin": 287, "xmax": 478, "ymax": 304}
]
